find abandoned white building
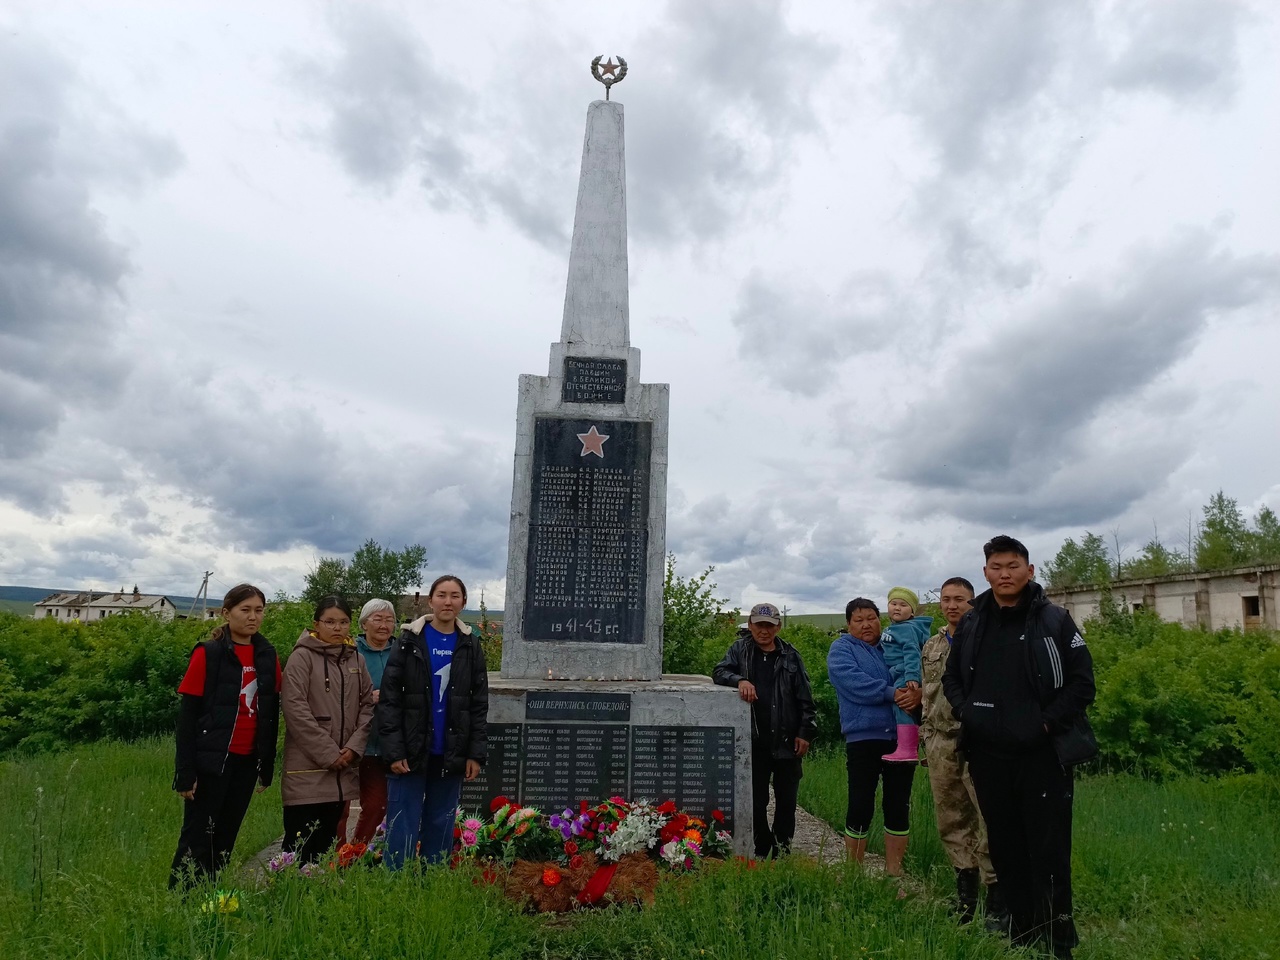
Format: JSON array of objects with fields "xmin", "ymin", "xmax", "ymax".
[
  {"xmin": 1047, "ymin": 563, "xmax": 1279, "ymax": 632},
  {"xmin": 33, "ymin": 587, "xmax": 220, "ymax": 622}
]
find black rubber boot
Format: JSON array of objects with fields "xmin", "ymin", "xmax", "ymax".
[
  {"xmin": 954, "ymin": 867, "xmax": 980, "ymax": 924},
  {"xmin": 984, "ymin": 882, "xmax": 1012, "ymax": 936}
]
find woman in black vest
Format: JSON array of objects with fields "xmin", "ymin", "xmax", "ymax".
[{"xmin": 169, "ymin": 583, "xmax": 281, "ymax": 888}]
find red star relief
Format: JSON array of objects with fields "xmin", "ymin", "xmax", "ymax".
[
  {"xmin": 599, "ymin": 59, "xmax": 619, "ymax": 77},
  {"xmin": 577, "ymin": 425, "xmax": 610, "ymax": 458}
]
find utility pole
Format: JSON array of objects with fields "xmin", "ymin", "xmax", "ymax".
[
  {"xmin": 781, "ymin": 604, "xmax": 790, "ymax": 627},
  {"xmin": 188, "ymin": 571, "xmax": 213, "ymax": 620}
]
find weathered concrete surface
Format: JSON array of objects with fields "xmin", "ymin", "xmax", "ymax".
[
  {"xmin": 560, "ymin": 100, "xmax": 629, "ymax": 349},
  {"xmin": 486, "ymin": 674, "xmax": 754, "ymax": 856},
  {"xmin": 500, "ymin": 370, "xmax": 668, "ymax": 681}
]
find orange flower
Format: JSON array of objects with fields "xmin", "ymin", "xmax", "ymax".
[
  {"xmin": 541, "ymin": 868, "xmax": 562, "ymax": 887},
  {"xmin": 683, "ymin": 829, "xmax": 702, "ymax": 844}
]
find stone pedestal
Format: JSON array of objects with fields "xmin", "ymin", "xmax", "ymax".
[{"xmin": 461, "ymin": 676, "xmax": 753, "ymax": 856}]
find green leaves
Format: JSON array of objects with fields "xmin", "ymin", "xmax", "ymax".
[{"xmin": 300, "ymin": 539, "xmax": 429, "ymax": 613}]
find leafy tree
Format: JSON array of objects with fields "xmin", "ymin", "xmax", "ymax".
[
  {"xmin": 1043, "ymin": 532, "xmax": 1111, "ymax": 588},
  {"xmin": 1250, "ymin": 505, "xmax": 1280, "ymax": 564},
  {"xmin": 662, "ymin": 555, "xmax": 734, "ymax": 675},
  {"xmin": 301, "ymin": 539, "xmax": 429, "ymax": 612},
  {"xmin": 1195, "ymin": 491, "xmax": 1251, "ymax": 570},
  {"xmin": 1122, "ymin": 538, "xmax": 1186, "ymax": 580}
]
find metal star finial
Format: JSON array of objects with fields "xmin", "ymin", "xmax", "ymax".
[{"xmin": 590, "ymin": 55, "xmax": 628, "ymax": 100}]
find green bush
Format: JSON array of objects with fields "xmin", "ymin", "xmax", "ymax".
[
  {"xmin": 0, "ymin": 602, "xmax": 313, "ymax": 755},
  {"xmin": 1085, "ymin": 603, "xmax": 1279, "ymax": 777}
]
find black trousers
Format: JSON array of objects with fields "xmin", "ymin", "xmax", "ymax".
[
  {"xmin": 968, "ymin": 745, "xmax": 1078, "ymax": 952},
  {"xmin": 752, "ymin": 746, "xmax": 802, "ymax": 857},
  {"xmin": 844, "ymin": 739, "xmax": 914, "ymax": 837},
  {"xmin": 169, "ymin": 752, "xmax": 259, "ymax": 889},
  {"xmin": 282, "ymin": 801, "xmax": 345, "ymax": 864}
]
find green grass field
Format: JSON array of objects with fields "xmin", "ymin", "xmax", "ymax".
[{"xmin": 3, "ymin": 740, "xmax": 1277, "ymax": 959}]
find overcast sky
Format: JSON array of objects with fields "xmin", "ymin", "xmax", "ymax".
[{"xmin": 2, "ymin": 1, "xmax": 1277, "ymax": 612}]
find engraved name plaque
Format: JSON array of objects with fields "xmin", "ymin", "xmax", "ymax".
[{"xmin": 524, "ymin": 417, "xmax": 651, "ymax": 644}]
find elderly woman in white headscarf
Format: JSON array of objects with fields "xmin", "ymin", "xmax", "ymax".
[{"xmin": 336, "ymin": 598, "xmax": 399, "ymax": 845}]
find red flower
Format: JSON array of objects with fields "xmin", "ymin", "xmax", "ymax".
[
  {"xmin": 564, "ymin": 840, "xmax": 579, "ymax": 855},
  {"xmin": 541, "ymin": 868, "xmax": 562, "ymax": 887},
  {"xmin": 582, "ymin": 830, "xmax": 596, "ymax": 840},
  {"xmin": 337, "ymin": 842, "xmax": 368, "ymax": 868},
  {"xmin": 580, "ymin": 799, "xmax": 589, "ymax": 814},
  {"xmin": 490, "ymin": 796, "xmax": 510, "ymax": 813},
  {"xmin": 712, "ymin": 809, "xmax": 725, "ymax": 824},
  {"xmin": 657, "ymin": 800, "xmax": 677, "ymax": 815},
  {"xmin": 453, "ymin": 827, "xmax": 462, "ymax": 838},
  {"xmin": 569, "ymin": 854, "xmax": 585, "ymax": 869}
]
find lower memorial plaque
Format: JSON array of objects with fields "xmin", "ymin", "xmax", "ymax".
[
  {"xmin": 521, "ymin": 723, "xmax": 630, "ymax": 813},
  {"xmin": 459, "ymin": 723, "xmax": 522, "ymax": 810},
  {"xmin": 630, "ymin": 726, "xmax": 736, "ymax": 831},
  {"xmin": 457, "ymin": 721, "xmax": 736, "ymax": 832}
]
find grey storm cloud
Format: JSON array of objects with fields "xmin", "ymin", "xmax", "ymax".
[
  {"xmin": 882, "ymin": 230, "xmax": 1280, "ymax": 527},
  {"xmin": 296, "ymin": 0, "xmax": 833, "ymax": 247},
  {"xmin": 729, "ymin": 270, "xmax": 912, "ymax": 393},
  {"xmin": 0, "ymin": 33, "xmax": 180, "ymax": 509},
  {"xmin": 82, "ymin": 370, "xmax": 513, "ymax": 579},
  {"xmin": 882, "ymin": 0, "xmax": 1245, "ymax": 178}
]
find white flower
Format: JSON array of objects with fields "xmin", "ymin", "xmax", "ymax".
[{"xmin": 660, "ymin": 840, "xmax": 684, "ymax": 865}]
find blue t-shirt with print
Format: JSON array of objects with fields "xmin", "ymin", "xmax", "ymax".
[{"xmin": 424, "ymin": 624, "xmax": 457, "ymax": 756}]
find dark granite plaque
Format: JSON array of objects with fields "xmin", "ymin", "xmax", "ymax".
[
  {"xmin": 459, "ymin": 723, "xmax": 522, "ymax": 811},
  {"xmin": 520, "ymin": 723, "xmax": 630, "ymax": 813},
  {"xmin": 563, "ymin": 357, "xmax": 627, "ymax": 404},
  {"xmin": 525, "ymin": 417, "xmax": 651, "ymax": 644},
  {"xmin": 526, "ymin": 692, "xmax": 632, "ymax": 722},
  {"xmin": 629, "ymin": 726, "xmax": 736, "ymax": 832}
]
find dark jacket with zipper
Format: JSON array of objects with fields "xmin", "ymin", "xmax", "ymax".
[
  {"xmin": 376, "ymin": 615, "xmax": 489, "ymax": 776},
  {"xmin": 281, "ymin": 631, "xmax": 374, "ymax": 805},
  {"xmin": 942, "ymin": 583, "xmax": 1095, "ymax": 755},
  {"xmin": 713, "ymin": 636, "xmax": 818, "ymax": 759},
  {"xmin": 173, "ymin": 630, "xmax": 280, "ymax": 793}
]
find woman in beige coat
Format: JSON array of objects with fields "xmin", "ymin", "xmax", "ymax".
[{"xmin": 281, "ymin": 595, "xmax": 375, "ymax": 863}]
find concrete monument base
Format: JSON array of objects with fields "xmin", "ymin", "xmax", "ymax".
[{"xmin": 460, "ymin": 674, "xmax": 754, "ymax": 856}]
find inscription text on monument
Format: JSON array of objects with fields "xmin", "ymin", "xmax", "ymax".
[{"xmin": 525, "ymin": 417, "xmax": 651, "ymax": 644}]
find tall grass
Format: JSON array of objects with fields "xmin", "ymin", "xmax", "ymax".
[{"xmin": 3, "ymin": 740, "xmax": 1278, "ymax": 958}]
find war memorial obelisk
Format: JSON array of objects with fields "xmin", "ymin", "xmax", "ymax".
[{"xmin": 459, "ymin": 61, "xmax": 752, "ymax": 853}]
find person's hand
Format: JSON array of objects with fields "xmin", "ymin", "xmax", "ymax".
[
  {"xmin": 330, "ymin": 748, "xmax": 356, "ymax": 771},
  {"xmin": 737, "ymin": 680, "xmax": 758, "ymax": 703},
  {"xmin": 794, "ymin": 738, "xmax": 810, "ymax": 757},
  {"xmin": 465, "ymin": 759, "xmax": 481, "ymax": 781},
  {"xmin": 178, "ymin": 781, "xmax": 197, "ymax": 801},
  {"xmin": 906, "ymin": 680, "xmax": 921, "ymax": 691},
  {"xmin": 390, "ymin": 759, "xmax": 411, "ymax": 775},
  {"xmin": 371, "ymin": 689, "xmax": 380, "ymax": 704},
  {"xmin": 894, "ymin": 686, "xmax": 922, "ymax": 711}
]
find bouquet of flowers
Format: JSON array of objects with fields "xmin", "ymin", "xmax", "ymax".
[{"xmin": 452, "ymin": 796, "xmax": 734, "ymax": 911}]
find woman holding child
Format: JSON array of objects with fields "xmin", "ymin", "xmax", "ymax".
[{"xmin": 827, "ymin": 597, "xmax": 921, "ymax": 880}]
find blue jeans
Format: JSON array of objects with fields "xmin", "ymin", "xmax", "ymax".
[{"xmin": 384, "ymin": 755, "xmax": 463, "ymax": 869}]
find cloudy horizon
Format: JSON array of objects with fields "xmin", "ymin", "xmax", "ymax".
[{"xmin": 2, "ymin": 1, "xmax": 1277, "ymax": 612}]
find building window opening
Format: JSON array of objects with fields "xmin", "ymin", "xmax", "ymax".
[{"xmin": 1243, "ymin": 595, "xmax": 1261, "ymax": 618}]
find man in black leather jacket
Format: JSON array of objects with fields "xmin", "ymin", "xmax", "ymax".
[{"xmin": 713, "ymin": 602, "xmax": 818, "ymax": 858}]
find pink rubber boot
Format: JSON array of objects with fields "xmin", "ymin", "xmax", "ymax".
[{"xmin": 884, "ymin": 723, "xmax": 920, "ymax": 763}]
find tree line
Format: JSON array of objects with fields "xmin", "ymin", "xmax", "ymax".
[{"xmin": 1044, "ymin": 490, "xmax": 1280, "ymax": 589}]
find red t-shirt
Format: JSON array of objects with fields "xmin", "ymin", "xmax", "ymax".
[{"xmin": 178, "ymin": 643, "xmax": 282, "ymax": 755}]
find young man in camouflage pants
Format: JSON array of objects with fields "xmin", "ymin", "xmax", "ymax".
[{"xmin": 921, "ymin": 576, "xmax": 1006, "ymax": 926}]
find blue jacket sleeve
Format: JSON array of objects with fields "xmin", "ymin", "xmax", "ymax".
[{"xmin": 827, "ymin": 638, "xmax": 894, "ymax": 706}]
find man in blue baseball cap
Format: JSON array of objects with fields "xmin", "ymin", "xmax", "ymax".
[{"xmin": 713, "ymin": 602, "xmax": 818, "ymax": 858}]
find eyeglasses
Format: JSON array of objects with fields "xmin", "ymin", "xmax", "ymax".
[
  {"xmin": 318, "ymin": 619, "xmax": 351, "ymax": 628},
  {"xmin": 366, "ymin": 616, "xmax": 396, "ymax": 624}
]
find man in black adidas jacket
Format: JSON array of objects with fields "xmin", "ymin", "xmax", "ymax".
[{"xmin": 943, "ymin": 535, "xmax": 1095, "ymax": 960}]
